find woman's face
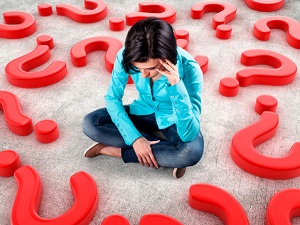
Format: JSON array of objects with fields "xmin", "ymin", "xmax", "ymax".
[{"xmin": 132, "ymin": 58, "xmax": 163, "ymax": 79}]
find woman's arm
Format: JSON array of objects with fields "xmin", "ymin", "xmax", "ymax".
[
  {"xmin": 105, "ymin": 50, "xmax": 142, "ymax": 146},
  {"xmin": 158, "ymin": 56, "xmax": 203, "ymax": 142}
]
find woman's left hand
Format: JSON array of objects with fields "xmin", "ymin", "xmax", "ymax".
[{"xmin": 157, "ymin": 59, "xmax": 180, "ymax": 86}]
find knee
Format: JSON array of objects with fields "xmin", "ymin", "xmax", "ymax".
[
  {"xmin": 82, "ymin": 113, "xmax": 94, "ymax": 136},
  {"xmin": 186, "ymin": 145, "xmax": 204, "ymax": 166},
  {"xmin": 181, "ymin": 135, "xmax": 204, "ymax": 167}
]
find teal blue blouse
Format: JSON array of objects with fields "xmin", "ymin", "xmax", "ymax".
[{"xmin": 105, "ymin": 47, "xmax": 203, "ymax": 145}]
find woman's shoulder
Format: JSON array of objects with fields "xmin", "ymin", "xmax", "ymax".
[{"xmin": 177, "ymin": 47, "xmax": 196, "ymax": 62}]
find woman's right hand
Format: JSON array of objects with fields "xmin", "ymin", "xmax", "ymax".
[{"xmin": 132, "ymin": 137, "xmax": 160, "ymax": 168}]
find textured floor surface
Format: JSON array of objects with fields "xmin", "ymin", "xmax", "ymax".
[{"xmin": 0, "ymin": 0, "xmax": 300, "ymax": 224}]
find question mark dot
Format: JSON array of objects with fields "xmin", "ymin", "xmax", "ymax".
[
  {"xmin": 176, "ymin": 39, "xmax": 188, "ymax": 50},
  {"xmin": 34, "ymin": 120, "xmax": 59, "ymax": 143},
  {"xmin": 109, "ymin": 17, "xmax": 125, "ymax": 31},
  {"xmin": 255, "ymin": 95, "xmax": 278, "ymax": 115},
  {"xmin": 36, "ymin": 35, "xmax": 54, "ymax": 49},
  {"xmin": 0, "ymin": 150, "xmax": 22, "ymax": 177},
  {"xmin": 216, "ymin": 24, "xmax": 232, "ymax": 39},
  {"xmin": 38, "ymin": 4, "xmax": 53, "ymax": 16},
  {"xmin": 102, "ymin": 215, "xmax": 130, "ymax": 225},
  {"xmin": 175, "ymin": 29, "xmax": 189, "ymax": 41},
  {"xmin": 219, "ymin": 77, "xmax": 239, "ymax": 97}
]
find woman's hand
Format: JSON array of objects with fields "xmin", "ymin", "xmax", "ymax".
[
  {"xmin": 132, "ymin": 137, "xmax": 160, "ymax": 168},
  {"xmin": 157, "ymin": 59, "xmax": 180, "ymax": 86}
]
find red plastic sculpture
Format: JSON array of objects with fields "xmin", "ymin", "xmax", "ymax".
[
  {"xmin": 194, "ymin": 55, "xmax": 209, "ymax": 74},
  {"xmin": 0, "ymin": 150, "xmax": 22, "ymax": 177},
  {"xmin": 12, "ymin": 166, "xmax": 98, "ymax": 225},
  {"xmin": 236, "ymin": 49, "xmax": 297, "ymax": 87},
  {"xmin": 231, "ymin": 111, "xmax": 300, "ymax": 179},
  {"xmin": 190, "ymin": 1, "xmax": 236, "ymax": 39},
  {"xmin": 216, "ymin": 24, "xmax": 232, "ymax": 39},
  {"xmin": 70, "ymin": 36, "xmax": 123, "ymax": 73},
  {"xmin": 253, "ymin": 16, "xmax": 300, "ymax": 49},
  {"xmin": 36, "ymin": 35, "xmax": 54, "ymax": 49},
  {"xmin": 176, "ymin": 39, "xmax": 188, "ymax": 50},
  {"xmin": 189, "ymin": 184, "xmax": 249, "ymax": 225},
  {"xmin": 38, "ymin": 4, "xmax": 53, "ymax": 16},
  {"xmin": 255, "ymin": 95, "xmax": 278, "ymax": 115},
  {"xmin": 56, "ymin": 0, "xmax": 107, "ymax": 23},
  {"xmin": 0, "ymin": 11, "xmax": 36, "ymax": 39},
  {"xmin": 109, "ymin": 17, "xmax": 125, "ymax": 31},
  {"xmin": 125, "ymin": 2, "xmax": 176, "ymax": 26},
  {"xmin": 34, "ymin": 120, "xmax": 59, "ymax": 143},
  {"xmin": 219, "ymin": 77, "xmax": 239, "ymax": 97},
  {"xmin": 101, "ymin": 215, "xmax": 130, "ymax": 225},
  {"xmin": 0, "ymin": 91, "xmax": 33, "ymax": 136},
  {"xmin": 266, "ymin": 188, "xmax": 300, "ymax": 225},
  {"xmin": 140, "ymin": 214, "xmax": 183, "ymax": 225},
  {"xmin": 174, "ymin": 29, "xmax": 189, "ymax": 41},
  {"xmin": 244, "ymin": 0, "xmax": 285, "ymax": 12},
  {"xmin": 5, "ymin": 45, "xmax": 67, "ymax": 88}
]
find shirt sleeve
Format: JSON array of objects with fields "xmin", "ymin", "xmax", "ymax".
[
  {"xmin": 104, "ymin": 50, "xmax": 142, "ymax": 145},
  {"xmin": 166, "ymin": 57, "xmax": 203, "ymax": 142}
]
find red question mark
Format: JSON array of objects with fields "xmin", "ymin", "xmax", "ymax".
[
  {"xmin": 125, "ymin": 2, "xmax": 176, "ymax": 26},
  {"xmin": 266, "ymin": 188, "xmax": 300, "ymax": 225},
  {"xmin": 56, "ymin": 0, "xmax": 107, "ymax": 23},
  {"xmin": 236, "ymin": 49, "xmax": 297, "ymax": 86},
  {"xmin": 253, "ymin": 16, "xmax": 300, "ymax": 49},
  {"xmin": 11, "ymin": 165, "xmax": 98, "ymax": 225},
  {"xmin": 0, "ymin": 11, "xmax": 36, "ymax": 39},
  {"xmin": 191, "ymin": 1, "xmax": 237, "ymax": 39},
  {"xmin": 231, "ymin": 111, "xmax": 300, "ymax": 179},
  {"xmin": 5, "ymin": 35, "xmax": 67, "ymax": 88},
  {"xmin": 219, "ymin": 49, "xmax": 297, "ymax": 97},
  {"xmin": 244, "ymin": 0, "xmax": 285, "ymax": 12},
  {"xmin": 189, "ymin": 184, "xmax": 249, "ymax": 225}
]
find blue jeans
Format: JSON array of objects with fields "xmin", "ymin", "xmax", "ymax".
[{"xmin": 82, "ymin": 106, "xmax": 204, "ymax": 168}]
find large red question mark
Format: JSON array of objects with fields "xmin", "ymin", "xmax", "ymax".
[
  {"xmin": 0, "ymin": 11, "xmax": 36, "ymax": 39},
  {"xmin": 244, "ymin": 0, "xmax": 284, "ymax": 12},
  {"xmin": 12, "ymin": 165, "xmax": 98, "ymax": 225},
  {"xmin": 56, "ymin": 0, "xmax": 107, "ymax": 23},
  {"xmin": 219, "ymin": 49, "xmax": 297, "ymax": 97},
  {"xmin": 5, "ymin": 35, "xmax": 67, "ymax": 88},
  {"xmin": 231, "ymin": 111, "xmax": 300, "ymax": 179},
  {"xmin": 125, "ymin": 2, "xmax": 176, "ymax": 26},
  {"xmin": 266, "ymin": 188, "xmax": 300, "ymax": 225},
  {"xmin": 0, "ymin": 91, "xmax": 59, "ymax": 143},
  {"xmin": 190, "ymin": 1, "xmax": 237, "ymax": 39},
  {"xmin": 236, "ymin": 49, "xmax": 297, "ymax": 86},
  {"xmin": 189, "ymin": 184, "xmax": 249, "ymax": 225},
  {"xmin": 253, "ymin": 16, "xmax": 300, "ymax": 49},
  {"xmin": 70, "ymin": 36, "xmax": 134, "ymax": 84}
]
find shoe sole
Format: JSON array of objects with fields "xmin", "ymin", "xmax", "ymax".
[{"xmin": 83, "ymin": 142, "xmax": 99, "ymax": 157}]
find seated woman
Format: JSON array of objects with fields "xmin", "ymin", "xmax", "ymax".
[{"xmin": 83, "ymin": 17, "xmax": 204, "ymax": 178}]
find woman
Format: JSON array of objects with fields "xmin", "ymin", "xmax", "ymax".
[{"xmin": 83, "ymin": 17, "xmax": 204, "ymax": 178}]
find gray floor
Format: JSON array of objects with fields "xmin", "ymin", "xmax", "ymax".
[{"xmin": 1, "ymin": 0, "xmax": 300, "ymax": 224}]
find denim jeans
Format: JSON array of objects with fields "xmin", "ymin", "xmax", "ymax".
[{"xmin": 82, "ymin": 106, "xmax": 204, "ymax": 168}]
